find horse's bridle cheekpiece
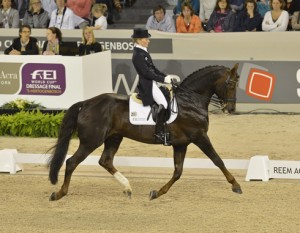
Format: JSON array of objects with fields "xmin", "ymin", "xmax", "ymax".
[{"xmin": 131, "ymin": 28, "xmax": 151, "ymax": 38}]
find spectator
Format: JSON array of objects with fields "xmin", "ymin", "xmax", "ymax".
[
  {"xmin": 67, "ymin": 0, "xmax": 91, "ymax": 24},
  {"xmin": 262, "ymin": 0, "xmax": 289, "ymax": 31},
  {"xmin": 174, "ymin": 0, "xmax": 200, "ymax": 16},
  {"xmin": 0, "ymin": 0, "xmax": 19, "ymax": 28},
  {"xmin": 40, "ymin": 0, "xmax": 56, "ymax": 18},
  {"xmin": 4, "ymin": 24, "xmax": 39, "ymax": 55},
  {"xmin": 234, "ymin": 0, "xmax": 262, "ymax": 31},
  {"xmin": 146, "ymin": 5, "xmax": 176, "ymax": 32},
  {"xmin": 207, "ymin": 0, "xmax": 236, "ymax": 32},
  {"xmin": 176, "ymin": 2, "xmax": 203, "ymax": 32},
  {"xmin": 95, "ymin": 0, "xmax": 122, "ymax": 25},
  {"xmin": 42, "ymin": 26, "xmax": 62, "ymax": 55},
  {"xmin": 23, "ymin": 0, "xmax": 49, "ymax": 28},
  {"xmin": 49, "ymin": 0, "xmax": 76, "ymax": 29},
  {"xmin": 255, "ymin": 0, "xmax": 270, "ymax": 17},
  {"xmin": 291, "ymin": 10, "xmax": 300, "ymax": 30},
  {"xmin": 230, "ymin": 0, "xmax": 245, "ymax": 13},
  {"xmin": 288, "ymin": 0, "xmax": 300, "ymax": 15},
  {"xmin": 13, "ymin": 0, "xmax": 28, "ymax": 19},
  {"xmin": 199, "ymin": 0, "xmax": 217, "ymax": 31},
  {"xmin": 89, "ymin": 3, "xmax": 107, "ymax": 30},
  {"xmin": 78, "ymin": 26, "xmax": 102, "ymax": 56}
]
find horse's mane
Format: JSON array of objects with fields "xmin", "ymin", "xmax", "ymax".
[{"xmin": 179, "ymin": 65, "xmax": 227, "ymax": 87}]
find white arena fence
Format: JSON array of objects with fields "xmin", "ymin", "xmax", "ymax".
[{"xmin": 0, "ymin": 149, "xmax": 299, "ymax": 181}]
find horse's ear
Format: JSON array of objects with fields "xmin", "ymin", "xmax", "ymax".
[{"xmin": 231, "ymin": 63, "xmax": 239, "ymax": 75}]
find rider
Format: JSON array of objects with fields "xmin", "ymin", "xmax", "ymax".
[{"xmin": 131, "ymin": 28, "xmax": 174, "ymax": 146}]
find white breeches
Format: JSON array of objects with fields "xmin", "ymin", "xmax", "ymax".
[{"xmin": 152, "ymin": 82, "xmax": 168, "ymax": 109}]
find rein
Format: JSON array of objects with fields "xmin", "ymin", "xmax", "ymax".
[{"xmin": 171, "ymin": 81, "xmax": 224, "ymax": 109}]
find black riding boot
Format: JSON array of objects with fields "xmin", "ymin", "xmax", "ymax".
[{"xmin": 154, "ymin": 105, "xmax": 171, "ymax": 146}]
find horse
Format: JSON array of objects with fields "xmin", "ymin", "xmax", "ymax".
[{"xmin": 48, "ymin": 63, "xmax": 242, "ymax": 201}]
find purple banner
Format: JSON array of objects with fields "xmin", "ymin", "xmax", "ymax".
[{"xmin": 20, "ymin": 63, "xmax": 66, "ymax": 96}]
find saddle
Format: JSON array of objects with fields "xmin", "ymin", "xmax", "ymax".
[{"xmin": 129, "ymin": 86, "xmax": 178, "ymax": 125}]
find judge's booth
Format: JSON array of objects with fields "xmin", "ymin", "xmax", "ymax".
[{"xmin": 0, "ymin": 51, "xmax": 112, "ymax": 109}]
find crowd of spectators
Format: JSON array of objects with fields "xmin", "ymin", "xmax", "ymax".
[{"xmin": 1, "ymin": 0, "xmax": 300, "ymax": 56}]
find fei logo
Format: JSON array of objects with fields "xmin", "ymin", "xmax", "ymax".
[
  {"xmin": 239, "ymin": 63, "xmax": 276, "ymax": 101},
  {"xmin": 20, "ymin": 63, "xmax": 66, "ymax": 96}
]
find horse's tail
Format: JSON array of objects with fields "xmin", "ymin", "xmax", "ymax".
[{"xmin": 48, "ymin": 101, "xmax": 83, "ymax": 184}]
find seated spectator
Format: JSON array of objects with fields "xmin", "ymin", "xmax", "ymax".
[
  {"xmin": 207, "ymin": 0, "xmax": 236, "ymax": 32},
  {"xmin": 176, "ymin": 2, "xmax": 203, "ymax": 33},
  {"xmin": 4, "ymin": 24, "xmax": 39, "ymax": 55},
  {"xmin": 256, "ymin": 0, "xmax": 270, "ymax": 17},
  {"xmin": 174, "ymin": 0, "xmax": 200, "ymax": 16},
  {"xmin": 40, "ymin": 0, "xmax": 56, "ymax": 18},
  {"xmin": 23, "ymin": 0, "xmax": 49, "ymax": 28},
  {"xmin": 0, "ymin": 0, "xmax": 19, "ymax": 28},
  {"xmin": 13, "ymin": 0, "xmax": 28, "ymax": 20},
  {"xmin": 262, "ymin": 0, "xmax": 289, "ymax": 31},
  {"xmin": 67, "ymin": 0, "xmax": 91, "ymax": 24},
  {"xmin": 199, "ymin": 0, "xmax": 217, "ymax": 31},
  {"xmin": 89, "ymin": 3, "xmax": 107, "ymax": 30},
  {"xmin": 146, "ymin": 5, "xmax": 176, "ymax": 32},
  {"xmin": 42, "ymin": 26, "xmax": 62, "ymax": 55},
  {"xmin": 230, "ymin": 0, "xmax": 245, "ymax": 13},
  {"xmin": 291, "ymin": 10, "xmax": 300, "ymax": 30},
  {"xmin": 234, "ymin": 0, "xmax": 262, "ymax": 31},
  {"xmin": 288, "ymin": 0, "xmax": 300, "ymax": 15},
  {"xmin": 49, "ymin": 0, "xmax": 76, "ymax": 29},
  {"xmin": 78, "ymin": 27, "xmax": 102, "ymax": 56}
]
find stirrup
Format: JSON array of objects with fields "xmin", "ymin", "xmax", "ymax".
[{"xmin": 154, "ymin": 132, "xmax": 171, "ymax": 146}]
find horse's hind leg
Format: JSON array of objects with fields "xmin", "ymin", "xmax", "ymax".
[
  {"xmin": 149, "ymin": 145, "xmax": 187, "ymax": 200},
  {"xmin": 194, "ymin": 135, "xmax": 242, "ymax": 194},
  {"xmin": 50, "ymin": 144, "xmax": 97, "ymax": 201},
  {"xmin": 99, "ymin": 135, "xmax": 132, "ymax": 198}
]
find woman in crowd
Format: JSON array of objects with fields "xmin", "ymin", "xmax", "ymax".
[
  {"xmin": 234, "ymin": 0, "xmax": 262, "ymax": 31},
  {"xmin": 4, "ymin": 24, "xmax": 39, "ymax": 55},
  {"xmin": 78, "ymin": 26, "xmax": 102, "ymax": 55},
  {"xmin": 0, "ymin": 0, "xmax": 19, "ymax": 28},
  {"xmin": 262, "ymin": 0, "xmax": 289, "ymax": 31},
  {"xmin": 206, "ymin": 0, "xmax": 236, "ymax": 32},
  {"xmin": 42, "ymin": 26, "xmax": 62, "ymax": 55},
  {"xmin": 176, "ymin": 2, "xmax": 203, "ymax": 33},
  {"xmin": 89, "ymin": 3, "xmax": 107, "ymax": 30},
  {"xmin": 23, "ymin": 0, "xmax": 49, "ymax": 28}
]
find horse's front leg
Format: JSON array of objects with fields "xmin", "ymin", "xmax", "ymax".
[
  {"xmin": 194, "ymin": 135, "xmax": 242, "ymax": 194},
  {"xmin": 99, "ymin": 135, "xmax": 132, "ymax": 198},
  {"xmin": 149, "ymin": 145, "xmax": 187, "ymax": 200}
]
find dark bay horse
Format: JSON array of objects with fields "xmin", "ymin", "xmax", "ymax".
[{"xmin": 48, "ymin": 63, "xmax": 242, "ymax": 201}]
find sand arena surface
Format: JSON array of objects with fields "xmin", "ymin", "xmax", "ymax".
[{"xmin": 0, "ymin": 114, "xmax": 300, "ymax": 232}]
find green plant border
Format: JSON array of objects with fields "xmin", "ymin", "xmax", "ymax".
[{"xmin": 0, "ymin": 110, "xmax": 64, "ymax": 137}]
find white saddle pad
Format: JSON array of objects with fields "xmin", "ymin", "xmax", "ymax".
[{"xmin": 129, "ymin": 96, "xmax": 178, "ymax": 125}]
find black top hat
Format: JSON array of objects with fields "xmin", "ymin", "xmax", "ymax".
[{"xmin": 131, "ymin": 28, "xmax": 151, "ymax": 38}]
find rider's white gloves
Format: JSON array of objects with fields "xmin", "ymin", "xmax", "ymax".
[{"xmin": 164, "ymin": 75, "xmax": 173, "ymax": 84}]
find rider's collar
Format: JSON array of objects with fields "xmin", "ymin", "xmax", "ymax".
[{"xmin": 135, "ymin": 44, "xmax": 148, "ymax": 53}]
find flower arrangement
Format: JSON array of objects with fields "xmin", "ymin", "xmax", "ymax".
[{"xmin": 0, "ymin": 98, "xmax": 45, "ymax": 110}]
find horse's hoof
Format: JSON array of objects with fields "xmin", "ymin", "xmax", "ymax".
[
  {"xmin": 49, "ymin": 192, "xmax": 57, "ymax": 201},
  {"xmin": 232, "ymin": 188, "xmax": 243, "ymax": 194},
  {"xmin": 149, "ymin": 190, "xmax": 158, "ymax": 200},
  {"xmin": 123, "ymin": 190, "xmax": 132, "ymax": 199}
]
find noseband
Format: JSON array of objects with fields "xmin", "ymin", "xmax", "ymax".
[{"xmin": 224, "ymin": 74, "xmax": 239, "ymax": 103}]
